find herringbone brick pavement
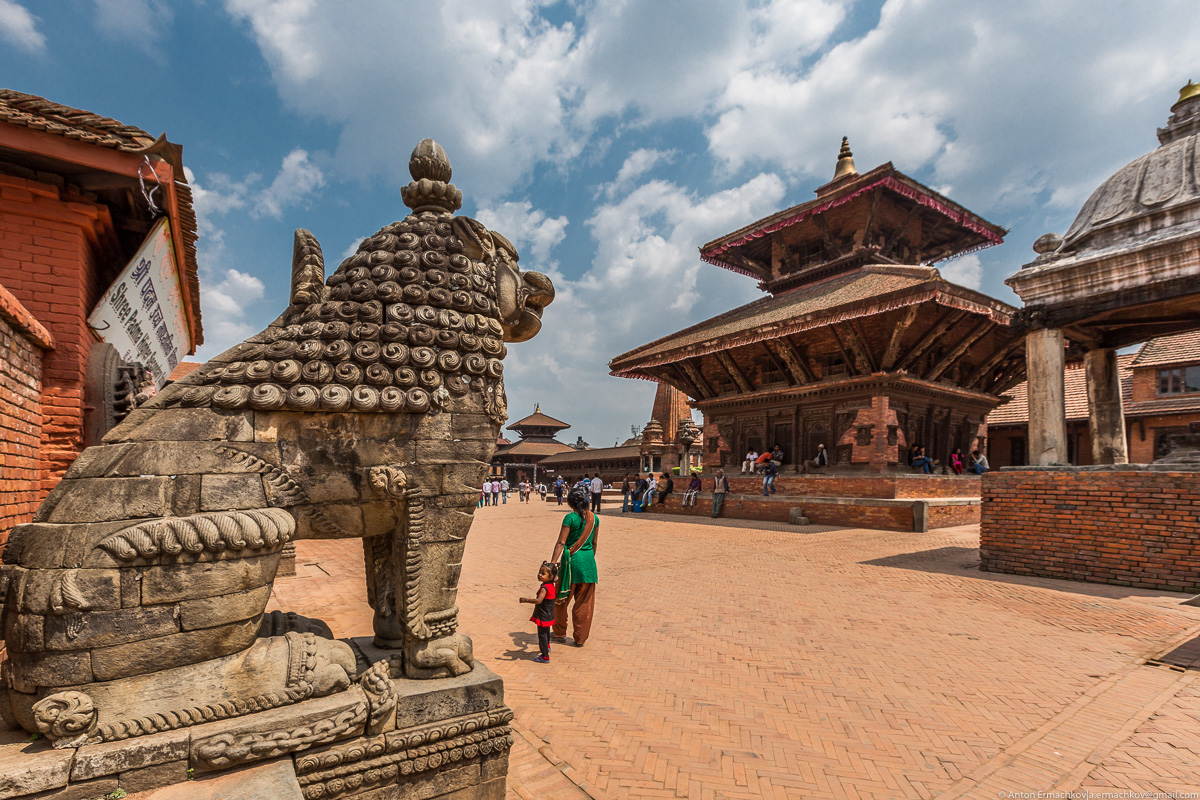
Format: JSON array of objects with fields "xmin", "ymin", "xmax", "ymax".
[{"xmin": 269, "ymin": 501, "xmax": 1200, "ymax": 799}]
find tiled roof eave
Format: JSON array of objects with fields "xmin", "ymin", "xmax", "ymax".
[
  {"xmin": 611, "ymin": 281, "xmax": 1014, "ymax": 376},
  {"xmin": 699, "ymin": 171, "xmax": 1005, "ymax": 274}
]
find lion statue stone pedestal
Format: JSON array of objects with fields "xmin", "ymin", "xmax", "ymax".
[{"xmin": 0, "ymin": 139, "xmax": 552, "ymax": 800}]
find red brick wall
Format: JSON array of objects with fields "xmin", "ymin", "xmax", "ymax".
[
  {"xmin": 0, "ymin": 283, "xmax": 51, "ymax": 546},
  {"xmin": 927, "ymin": 503, "xmax": 981, "ymax": 528},
  {"xmin": 0, "ymin": 174, "xmax": 112, "ymax": 501},
  {"xmin": 980, "ymin": 467, "xmax": 1200, "ymax": 592},
  {"xmin": 722, "ymin": 474, "xmax": 978, "ymax": 498}
]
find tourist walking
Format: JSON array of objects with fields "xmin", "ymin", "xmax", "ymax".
[
  {"xmin": 519, "ymin": 561, "xmax": 558, "ymax": 663},
  {"xmin": 802, "ymin": 443, "xmax": 828, "ymax": 473},
  {"xmin": 491, "ymin": 479, "xmax": 501, "ymax": 505},
  {"xmin": 711, "ymin": 469, "xmax": 730, "ymax": 518},
  {"xmin": 500, "ymin": 478, "xmax": 510, "ymax": 503},
  {"xmin": 551, "ymin": 487, "xmax": 599, "ymax": 647},
  {"xmin": 590, "ymin": 473, "xmax": 604, "ymax": 512},
  {"xmin": 657, "ymin": 472, "xmax": 674, "ymax": 505},
  {"xmin": 519, "ymin": 480, "xmax": 531, "ymax": 502},
  {"xmin": 762, "ymin": 459, "xmax": 778, "ymax": 495},
  {"xmin": 683, "ymin": 473, "xmax": 702, "ymax": 507},
  {"xmin": 554, "ymin": 478, "xmax": 565, "ymax": 505},
  {"xmin": 970, "ymin": 449, "xmax": 990, "ymax": 475},
  {"xmin": 742, "ymin": 450, "xmax": 758, "ymax": 474}
]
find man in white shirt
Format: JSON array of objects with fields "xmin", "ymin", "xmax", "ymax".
[
  {"xmin": 500, "ymin": 479, "xmax": 510, "ymax": 504},
  {"xmin": 589, "ymin": 473, "xmax": 604, "ymax": 512},
  {"xmin": 742, "ymin": 450, "xmax": 758, "ymax": 473}
]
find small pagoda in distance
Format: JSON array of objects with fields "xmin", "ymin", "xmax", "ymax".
[
  {"xmin": 490, "ymin": 405, "xmax": 575, "ymax": 482},
  {"xmin": 611, "ymin": 140, "xmax": 1025, "ymax": 473}
]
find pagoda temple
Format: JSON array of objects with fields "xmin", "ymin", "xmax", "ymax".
[
  {"xmin": 610, "ymin": 140, "xmax": 1025, "ymax": 473},
  {"xmin": 490, "ymin": 405, "xmax": 575, "ymax": 482}
]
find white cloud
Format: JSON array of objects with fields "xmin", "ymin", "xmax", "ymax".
[
  {"xmin": 706, "ymin": 0, "xmax": 1200, "ymax": 215},
  {"xmin": 497, "ymin": 172, "xmax": 787, "ymax": 443},
  {"xmin": 937, "ymin": 254, "xmax": 982, "ymax": 291},
  {"xmin": 93, "ymin": 0, "xmax": 173, "ymax": 58},
  {"xmin": 598, "ymin": 148, "xmax": 676, "ymax": 199},
  {"xmin": 255, "ymin": 149, "xmax": 325, "ymax": 219},
  {"xmin": 0, "ymin": 0, "xmax": 45, "ymax": 53},
  {"xmin": 474, "ymin": 201, "xmax": 568, "ymax": 264},
  {"xmin": 201, "ymin": 269, "xmax": 267, "ymax": 355}
]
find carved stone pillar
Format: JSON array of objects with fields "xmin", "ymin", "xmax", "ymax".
[
  {"xmin": 1085, "ymin": 347, "xmax": 1128, "ymax": 464},
  {"xmin": 1025, "ymin": 328, "xmax": 1069, "ymax": 465}
]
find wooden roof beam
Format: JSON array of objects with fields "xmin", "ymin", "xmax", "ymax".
[
  {"xmin": 715, "ymin": 350, "xmax": 753, "ymax": 394},
  {"xmin": 880, "ymin": 305, "xmax": 920, "ymax": 370},
  {"xmin": 763, "ymin": 337, "xmax": 815, "ymax": 384},
  {"xmin": 926, "ymin": 317, "xmax": 992, "ymax": 382},
  {"xmin": 828, "ymin": 325, "xmax": 862, "ymax": 376},
  {"xmin": 813, "ymin": 213, "xmax": 841, "ymax": 260},
  {"xmin": 897, "ymin": 310, "xmax": 967, "ymax": 372},
  {"xmin": 839, "ymin": 320, "xmax": 878, "ymax": 373},
  {"xmin": 679, "ymin": 358, "xmax": 716, "ymax": 400},
  {"xmin": 668, "ymin": 362, "xmax": 709, "ymax": 401},
  {"xmin": 879, "ymin": 202, "xmax": 921, "ymax": 260},
  {"xmin": 964, "ymin": 337, "xmax": 1023, "ymax": 391}
]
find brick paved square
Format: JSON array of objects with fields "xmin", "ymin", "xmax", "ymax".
[{"xmin": 269, "ymin": 501, "xmax": 1200, "ymax": 799}]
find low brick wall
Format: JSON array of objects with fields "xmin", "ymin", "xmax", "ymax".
[
  {"xmin": 980, "ymin": 466, "xmax": 1200, "ymax": 592},
  {"xmin": 652, "ymin": 493, "xmax": 978, "ymax": 532},
  {"xmin": 722, "ymin": 474, "xmax": 979, "ymax": 499}
]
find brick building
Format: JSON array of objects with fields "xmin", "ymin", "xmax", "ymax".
[
  {"xmin": 610, "ymin": 140, "xmax": 1021, "ymax": 474},
  {"xmin": 0, "ymin": 90, "xmax": 200, "ymax": 546},
  {"xmin": 987, "ymin": 331, "xmax": 1200, "ymax": 467}
]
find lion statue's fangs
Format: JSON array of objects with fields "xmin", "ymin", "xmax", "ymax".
[{"xmin": 0, "ymin": 138, "xmax": 554, "ymax": 748}]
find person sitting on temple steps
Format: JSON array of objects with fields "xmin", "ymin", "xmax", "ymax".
[
  {"xmin": 910, "ymin": 445, "xmax": 935, "ymax": 474},
  {"xmin": 949, "ymin": 448, "xmax": 965, "ymax": 475},
  {"xmin": 802, "ymin": 443, "xmax": 828, "ymax": 474},
  {"xmin": 970, "ymin": 449, "xmax": 990, "ymax": 475}
]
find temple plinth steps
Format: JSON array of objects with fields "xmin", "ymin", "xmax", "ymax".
[{"xmin": 644, "ymin": 474, "xmax": 981, "ymax": 532}]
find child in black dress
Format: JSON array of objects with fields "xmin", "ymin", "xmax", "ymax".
[{"xmin": 520, "ymin": 562, "xmax": 558, "ymax": 663}]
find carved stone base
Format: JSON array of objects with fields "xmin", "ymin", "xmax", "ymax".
[{"xmin": 0, "ymin": 653, "xmax": 511, "ymax": 800}]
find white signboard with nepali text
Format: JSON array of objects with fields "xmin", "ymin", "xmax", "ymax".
[{"xmin": 88, "ymin": 217, "xmax": 191, "ymax": 389}]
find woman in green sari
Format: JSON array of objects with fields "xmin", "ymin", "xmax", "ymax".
[{"xmin": 551, "ymin": 486, "xmax": 598, "ymax": 646}]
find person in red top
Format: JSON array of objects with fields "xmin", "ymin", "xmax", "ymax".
[
  {"xmin": 520, "ymin": 562, "xmax": 559, "ymax": 663},
  {"xmin": 754, "ymin": 449, "xmax": 773, "ymax": 474}
]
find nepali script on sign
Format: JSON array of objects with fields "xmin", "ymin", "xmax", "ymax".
[{"xmin": 88, "ymin": 217, "xmax": 191, "ymax": 388}]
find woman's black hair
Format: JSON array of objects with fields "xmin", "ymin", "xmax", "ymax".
[{"xmin": 566, "ymin": 486, "xmax": 590, "ymax": 512}]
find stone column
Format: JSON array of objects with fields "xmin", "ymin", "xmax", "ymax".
[
  {"xmin": 1085, "ymin": 347, "xmax": 1128, "ymax": 464},
  {"xmin": 1025, "ymin": 328, "xmax": 1069, "ymax": 465}
]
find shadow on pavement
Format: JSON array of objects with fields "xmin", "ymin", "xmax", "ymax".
[{"xmin": 861, "ymin": 546, "xmax": 1195, "ymax": 601}]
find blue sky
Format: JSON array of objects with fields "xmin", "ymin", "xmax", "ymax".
[{"xmin": 2, "ymin": 0, "xmax": 1198, "ymax": 447}]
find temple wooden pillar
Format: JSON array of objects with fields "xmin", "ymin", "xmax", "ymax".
[
  {"xmin": 1025, "ymin": 328, "xmax": 1069, "ymax": 465},
  {"xmin": 1084, "ymin": 347, "xmax": 1128, "ymax": 464}
]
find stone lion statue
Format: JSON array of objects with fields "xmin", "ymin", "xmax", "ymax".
[{"xmin": 0, "ymin": 139, "xmax": 553, "ymax": 748}]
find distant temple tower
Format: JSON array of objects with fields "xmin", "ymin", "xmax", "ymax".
[
  {"xmin": 612, "ymin": 140, "xmax": 1023, "ymax": 472},
  {"xmin": 490, "ymin": 405, "xmax": 574, "ymax": 481}
]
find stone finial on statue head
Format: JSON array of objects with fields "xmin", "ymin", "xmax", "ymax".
[{"xmin": 402, "ymin": 138, "xmax": 462, "ymax": 213}]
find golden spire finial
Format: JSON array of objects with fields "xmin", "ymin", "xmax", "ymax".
[
  {"xmin": 1180, "ymin": 80, "xmax": 1200, "ymax": 104},
  {"xmin": 534, "ymin": 403, "xmax": 540, "ymax": 413},
  {"xmin": 833, "ymin": 136, "xmax": 858, "ymax": 180}
]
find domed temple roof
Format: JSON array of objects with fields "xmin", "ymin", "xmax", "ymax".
[
  {"xmin": 1007, "ymin": 82, "xmax": 1200, "ymax": 348},
  {"xmin": 1060, "ymin": 84, "xmax": 1200, "ymax": 254}
]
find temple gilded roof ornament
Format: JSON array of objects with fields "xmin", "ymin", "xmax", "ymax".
[{"xmin": 832, "ymin": 136, "xmax": 858, "ymax": 180}]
